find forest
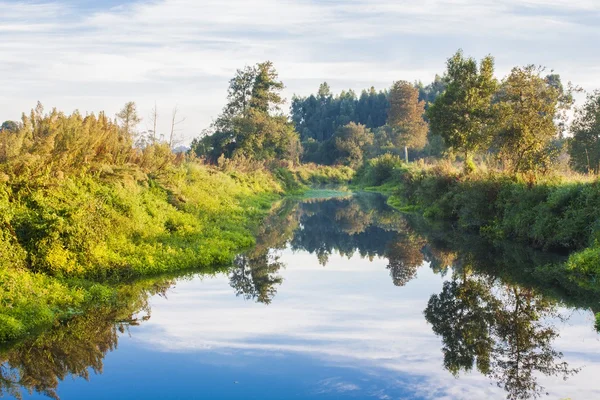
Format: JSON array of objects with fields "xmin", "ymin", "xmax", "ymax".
[{"xmin": 1, "ymin": 49, "xmax": 600, "ymax": 344}]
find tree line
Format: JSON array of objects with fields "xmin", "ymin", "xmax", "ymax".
[{"xmin": 3, "ymin": 50, "xmax": 600, "ymax": 175}]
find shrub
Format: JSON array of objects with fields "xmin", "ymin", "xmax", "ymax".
[{"xmin": 356, "ymin": 154, "xmax": 404, "ymax": 187}]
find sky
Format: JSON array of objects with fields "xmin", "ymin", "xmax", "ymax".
[{"xmin": 1, "ymin": 0, "xmax": 600, "ymax": 144}]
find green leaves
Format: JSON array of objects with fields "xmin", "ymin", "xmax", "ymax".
[
  {"xmin": 569, "ymin": 90, "xmax": 600, "ymax": 174},
  {"xmin": 0, "ymin": 161, "xmax": 286, "ymax": 344},
  {"xmin": 493, "ymin": 65, "xmax": 562, "ymax": 174},
  {"xmin": 427, "ymin": 50, "xmax": 498, "ymax": 163},
  {"xmin": 193, "ymin": 61, "xmax": 301, "ymax": 164},
  {"xmin": 333, "ymin": 122, "xmax": 374, "ymax": 167}
]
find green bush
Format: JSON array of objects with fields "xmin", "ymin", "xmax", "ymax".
[
  {"xmin": 356, "ymin": 154, "xmax": 404, "ymax": 187},
  {"xmin": 0, "ymin": 314, "xmax": 24, "ymax": 341}
]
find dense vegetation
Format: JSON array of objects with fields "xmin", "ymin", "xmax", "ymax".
[
  {"xmin": 355, "ymin": 156, "xmax": 600, "ymax": 302},
  {"xmin": 2, "ymin": 48, "xmax": 600, "ymax": 347},
  {"xmin": 0, "ymin": 99, "xmax": 306, "ymax": 342},
  {"xmin": 289, "ymin": 50, "xmax": 588, "ymax": 176},
  {"xmin": 190, "ymin": 62, "xmax": 301, "ymax": 164},
  {"xmin": 291, "ymin": 79, "xmax": 447, "ymax": 164}
]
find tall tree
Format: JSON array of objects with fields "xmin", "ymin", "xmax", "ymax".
[
  {"xmin": 249, "ymin": 61, "xmax": 284, "ymax": 114},
  {"xmin": 116, "ymin": 102, "xmax": 141, "ymax": 141},
  {"xmin": 417, "ymin": 74, "xmax": 448, "ymax": 106},
  {"xmin": 290, "ymin": 84, "xmax": 388, "ymax": 146},
  {"xmin": 224, "ymin": 65, "xmax": 256, "ymax": 121},
  {"xmin": 492, "ymin": 66, "xmax": 564, "ymax": 174},
  {"xmin": 569, "ymin": 90, "xmax": 600, "ymax": 174},
  {"xmin": 427, "ymin": 50, "xmax": 497, "ymax": 170},
  {"xmin": 191, "ymin": 61, "xmax": 301, "ymax": 164},
  {"xmin": 387, "ymin": 81, "xmax": 429, "ymax": 162}
]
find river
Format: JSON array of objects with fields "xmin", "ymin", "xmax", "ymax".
[{"xmin": 2, "ymin": 193, "xmax": 599, "ymax": 400}]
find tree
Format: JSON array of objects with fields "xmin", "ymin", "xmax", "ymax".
[
  {"xmin": 1, "ymin": 121, "xmax": 20, "ymax": 133},
  {"xmin": 417, "ymin": 74, "xmax": 448, "ymax": 106},
  {"xmin": 427, "ymin": 50, "xmax": 497, "ymax": 170},
  {"xmin": 387, "ymin": 81, "xmax": 429, "ymax": 162},
  {"xmin": 569, "ymin": 90, "xmax": 600, "ymax": 174},
  {"xmin": 116, "ymin": 102, "xmax": 141, "ymax": 142},
  {"xmin": 249, "ymin": 61, "xmax": 284, "ymax": 114},
  {"xmin": 191, "ymin": 61, "xmax": 301, "ymax": 164},
  {"xmin": 333, "ymin": 122, "xmax": 374, "ymax": 167},
  {"xmin": 492, "ymin": 66, "xmax": 564, "ymax": 174},
  {"xmin": 290, "ymin": 84, "xmax": 388, "ymax": 152},
  {"xmin": 223, "ymin": 65, "xmax": 257, "ymax": 121}
]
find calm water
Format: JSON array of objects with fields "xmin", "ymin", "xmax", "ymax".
[{"xmin": 2, "ymin": 193, "xmax": 600, "ymax": 400}]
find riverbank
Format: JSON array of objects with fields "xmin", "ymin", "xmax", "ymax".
[
  {"xmin": 0, "ymin": 161, "xmax": 294, "ymax": 342},
  {"xmin": 355, "ymin": 155, "xmax": 600, "ymax": 309}
]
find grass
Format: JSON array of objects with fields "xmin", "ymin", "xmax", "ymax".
[
  {"xmin": 0, "ymin": 161, "xmax": 288, "ymax": 343},
  {"xmin": 288, "ymin": 163, "xmax": 355, "ymax": 185},
  {"xmin": 298, "ymin": 188, "xmax": 353, "ymax": 200}
]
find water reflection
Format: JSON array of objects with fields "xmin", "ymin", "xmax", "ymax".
[
  {"xmin": 425, "ymin": 276, "xmax": 578, "ymax": 399},
  {"xmin": 0, "ymin": 278, "xmax": 176, "ymax": 399},
  {"xmin": 228, "ymin": 193, "xmax": 591, "ymax": 398},
  {"xmin": 2, "ymin": 193, "xmax": 598, "ymax": 399},
  {"xmin": 229, "ymin": 201, "xmax": 298, "ymax": 304}
]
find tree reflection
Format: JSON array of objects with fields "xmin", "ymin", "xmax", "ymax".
[
  {"xmin": 1, "ymin": 309, "xmax": 121, "ymax": 400},
  {"xmin": 0, "ymin": 278, "xmax": 174, "ymax": 400},
  {"xmin": 290, "ymin": 195, "xmax": 423, "ymax": 286},
  {"xmin": 229, "ymin": 200, "xmax": 298, "ymax": 304},
  {"xmin": 425, "ymin": 272, "xmax": 579, "ymax": 400},
  {"xmin": 2, "ymin": 194, "xmax": 591, "ymax": 400},
  {"xmin": 230, "ymin": 252, "xmax": 284, "ymax": 305},
  {"xmin": 290, "ymin": 197, "xmax": 398, "ymax": 262},
  {"xmin": 385, "ymin": 233, "xmax": 426, "ymax": 286},
  {"xmin": 230, "ymin": 194, "xmax": 428, "ymax": 298}
]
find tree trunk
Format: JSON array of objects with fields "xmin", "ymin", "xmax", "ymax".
[{"xmin": 404, "ymin": 146, "xmax": 408, "ymax": 163}]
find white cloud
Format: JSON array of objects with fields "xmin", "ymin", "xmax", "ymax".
[
  {"xmin": 1, "ymin": 0, "xmax": 599, "ymax": 142},
  {"xmin": 123, "ymin": 249, "xmax": 600, "ymax": 399}
]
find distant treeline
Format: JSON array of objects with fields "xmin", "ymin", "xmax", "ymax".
[
  {"xmin": 291, "ymin": 76, "xmax": 447, "ymax": 164},
  {"xmin": 291, "ymin": 76, "xmax": 446, "ymax": 141}
]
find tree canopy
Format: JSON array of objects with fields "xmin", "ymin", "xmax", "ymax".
[
  {"xmin": 427, "ymin": 50, "xmax": 498, "ymax": 167},
  {"xmin": 191, "ymin": 61, "xmax": 301, "ymax": 164},
  {"xmin": 387, "ymin": 80, "xmax": 429, "ymax": 162},
  {"xmin": 333, "ymin": 122, "xmax": 374, "ymax": 167},
  {"xmin": 291, "ymin": 84, "xmax": 389, "ymax": 144},
  {"xmin": 492, "ymin": 66, "xmax": 565, "ymax": 174}
]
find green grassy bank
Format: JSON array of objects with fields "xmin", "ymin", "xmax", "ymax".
[{"xmin": 0, "ymin": 162, "xmax": 290, "ymax": 342}]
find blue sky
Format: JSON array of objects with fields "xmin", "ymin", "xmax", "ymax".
[{"xmin": 1, "ymin": 0, "xmax": 599, "ymax": 143}]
